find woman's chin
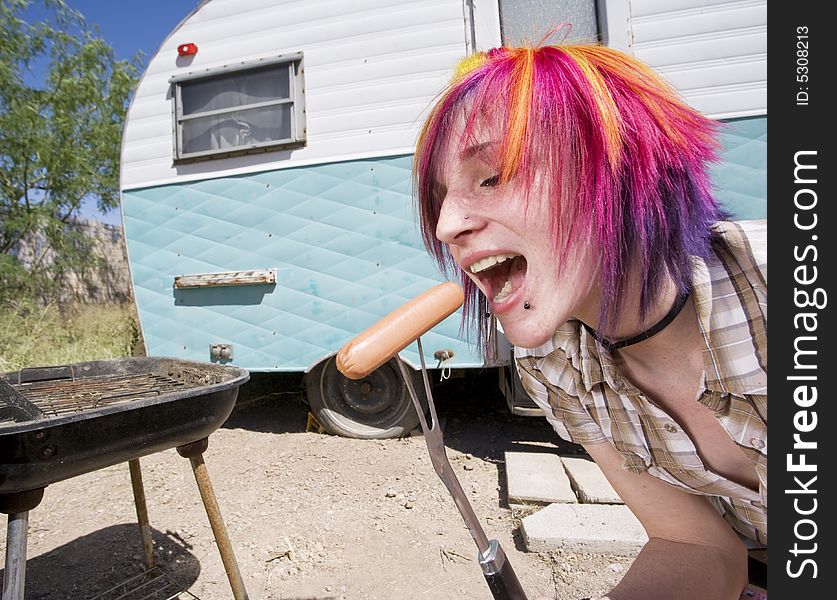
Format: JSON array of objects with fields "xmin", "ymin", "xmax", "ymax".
[{"xmin": 496, "ymin": 318, "xmax": 554, "ymax": 349}]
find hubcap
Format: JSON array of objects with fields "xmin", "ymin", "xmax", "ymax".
[{"xmin": 337, "ymin": 363, "xmax": 400, "ymax": 416}]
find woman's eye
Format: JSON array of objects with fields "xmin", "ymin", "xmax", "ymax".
[{"xmin": 480, "ymin": 175, "xmax": 499, "ymax": 188}]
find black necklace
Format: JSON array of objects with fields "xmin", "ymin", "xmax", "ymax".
[{"xmin": 581, "ymin": 289, "xmax": 691, "ymax": 353}]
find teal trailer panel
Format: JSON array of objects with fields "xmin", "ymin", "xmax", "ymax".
[
  {"xmin": 123, "ymin": 155, "xmax": 482, "ymax": 371},
  {"xmin": 711, "ymin": 116, "xmax": 767, "ymax": 220}
]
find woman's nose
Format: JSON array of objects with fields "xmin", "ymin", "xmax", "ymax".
[{"xmin": 435, "ymin": 195, "xmax": 479, "ymax": 245}]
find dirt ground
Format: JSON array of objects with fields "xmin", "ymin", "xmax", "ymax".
[{"xmin": 2, "ymin": 371, "xmax": 636, "ymax": 600}]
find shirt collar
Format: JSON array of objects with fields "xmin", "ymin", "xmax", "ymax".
[{"xmin": 551, "ymin": 321, "xmax": 618, "ymax": 393}]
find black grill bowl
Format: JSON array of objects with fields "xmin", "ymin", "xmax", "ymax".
[{"xmin": 0, "ymin": 357, "xmax": 249, "ymax": 497}]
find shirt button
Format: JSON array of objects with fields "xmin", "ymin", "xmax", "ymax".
[
  {"xmin": 664, "ymin": 423, "xmax": 678, "ymax": 434},
  {"xmin": 750, "ymin": 438, "xmax": 765, "ymax": 449}
]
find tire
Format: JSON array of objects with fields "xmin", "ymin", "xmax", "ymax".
[{"xmin": 305, "ymin": 356, "xmax": 428, "ymax": 439}]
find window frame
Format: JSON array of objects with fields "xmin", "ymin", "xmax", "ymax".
[{"xmin": 169, "ymin": 52, "xmax": 306, "ymax": 163}]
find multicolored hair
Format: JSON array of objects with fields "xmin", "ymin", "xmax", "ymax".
[{"xmin": 414, "ymin": 44, "xmax": 726, "ymax": 346}]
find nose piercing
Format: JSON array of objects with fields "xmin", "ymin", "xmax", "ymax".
[{"xmin": 524, "ymin": 302, "xmax": 531, "ymax": 310}]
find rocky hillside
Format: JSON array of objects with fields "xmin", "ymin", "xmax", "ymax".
[
  {"xmin": 14, "ymin": 219, "xmax": 133, "ymax": 304},
  {"xmin": 67, "ymin": 219, "xmax": 133, "ymax": 303}
]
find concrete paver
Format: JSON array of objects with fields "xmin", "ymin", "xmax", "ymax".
[
  {"xmin": 505, "ymin": 451, "xmax": 577, "ymax": 505},
  {"xmin": 561, "ymin": 456, "xmax": 623, "ymax": 504},
  {"xmin": 521, "ymin": 503, "xmax": 647, "ymax": 555}
]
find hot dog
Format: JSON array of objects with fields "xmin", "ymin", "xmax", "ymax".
[{"xmin": 336, "ymin": 282, "xmax": 465, "ymax": 379}]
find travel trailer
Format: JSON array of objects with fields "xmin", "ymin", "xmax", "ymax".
[{"xmin": 120, "ymin": 0, "xmax": 766, "ymax": 438}]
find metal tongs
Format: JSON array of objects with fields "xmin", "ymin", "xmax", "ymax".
[{"xmin": 395, "ymin": 338, "xmax": 528, "ymax": 600}]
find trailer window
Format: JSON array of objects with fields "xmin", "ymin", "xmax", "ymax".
[
  {"xmin": 171, "ymin": 55, "xmax": 305, "ymax": 161},
  {"xmin": 498, "ymin": 0, "xmax": 600, "ymax": 46}
]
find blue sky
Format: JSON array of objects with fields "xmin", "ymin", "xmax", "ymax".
[
  {"xmin": 62, "ymin": 2, "xmax": 200, "ymax": 65},
  {"xmin": 29, "ymin": 1, "xmax": 202, "ymax": 224}
]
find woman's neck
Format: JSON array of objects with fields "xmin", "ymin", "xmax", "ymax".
[
  {"xmin": 614, "ymin": 292, "xmax": 700, "ymax": 371},
  {"xmin": 574, "ymin": 274, "xmax": 698, "ymax": 367}
]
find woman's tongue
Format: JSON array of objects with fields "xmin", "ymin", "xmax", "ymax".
[{"xmin": 488, "ymin": 256, "xmax": 527, "ymax": 303}]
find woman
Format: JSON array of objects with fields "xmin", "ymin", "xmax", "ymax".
[{"xmin": 414, "ymin": 44, "xmax": 767, "ymax": 600}]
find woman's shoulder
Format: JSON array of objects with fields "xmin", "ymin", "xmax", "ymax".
[
  {"xmin": 711, "ymin": 220, "xmax": 766, "ymax": 253},
  {"xmin": 711, "ymin": 220, "xmax": 767, "ymax": 285}
]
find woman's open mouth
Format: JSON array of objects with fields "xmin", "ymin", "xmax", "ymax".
[{"xmin": 467, "ymin": 253, "xmax": 528, "ymax": 306}]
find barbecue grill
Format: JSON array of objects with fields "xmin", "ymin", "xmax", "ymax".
[{"xmin": 1, "ymin": 356, "xmax": 251, "ymax": 600}]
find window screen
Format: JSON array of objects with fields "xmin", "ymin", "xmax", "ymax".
[
  {"xmin": 498, "ymin": 0, "xmax": 600, "ymax": 46},
  {"xmin": 172, "ymin": 55, "xmax": 305, "ymax": 161}
]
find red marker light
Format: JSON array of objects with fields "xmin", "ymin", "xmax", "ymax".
[{"xmin": 178, "ymin": 43, "xmax": 198, "ymax": 56}]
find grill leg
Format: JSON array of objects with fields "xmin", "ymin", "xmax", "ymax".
[
  {"xmin": 128, "ymin": 459, "xmax": 156, "ymax": 570},
  {"xmin": 1, "ymin": 489, "xmax": 43, "ymax": 600},
  {"xmin": 2, "ymin": 512, "xmax": 29, "ymax": 600},
  {"xmin": 178, "ymin": 440, "xmax": 248, "ymax": 600}
]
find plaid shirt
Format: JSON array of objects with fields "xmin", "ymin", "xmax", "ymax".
[{"xmin": 515, "ymin": 220, "xmax": 767, "ymax": 545}]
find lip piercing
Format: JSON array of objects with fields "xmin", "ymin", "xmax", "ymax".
[
  {"xmin": 524, "ymin": 302, "xmax": 531, "ymax": 310},
  {"xmin": 464, "ymin": 215, "xmax": 469, "ymax": 219}
]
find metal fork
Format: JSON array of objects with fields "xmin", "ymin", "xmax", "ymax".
[{"xmin": 396, "ymin": 338, "xmax": 528, "ymax": 600}]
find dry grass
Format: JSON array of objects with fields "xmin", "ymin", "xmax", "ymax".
[
  {"xmin": 509, "ymin": 502, "xmax": 543, "ymax": 526},
  {"xmin": 0, "ymin": 301, "xmax": 141, "ymax": 373}
]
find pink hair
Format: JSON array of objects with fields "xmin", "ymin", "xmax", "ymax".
[{"xmin": 414, "ymin": 44, "xmax": 724, "ymax": 346}]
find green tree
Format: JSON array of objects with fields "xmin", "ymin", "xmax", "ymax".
[{"xmin": 0, "ymin": 0, "xmax": 140, "ymax": 302}]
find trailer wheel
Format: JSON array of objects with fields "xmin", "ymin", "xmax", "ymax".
[{"xmin": 305, "ymin": 356, "xmax": 427, "ymax": 439}]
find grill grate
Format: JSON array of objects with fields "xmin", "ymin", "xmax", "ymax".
[
  {"xmin": 90, "ymin": 566, "xmax": 200, "ymax": 600},
  {"xmin": 9, "ymin": 373, "xmax": 191, "ymax": 417}
]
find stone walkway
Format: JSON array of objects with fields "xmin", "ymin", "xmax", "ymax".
[{"xmin": 505, "ymin": 451, "xmax": 647, "ymax": 554}]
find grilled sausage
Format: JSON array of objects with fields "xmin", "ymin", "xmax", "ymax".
[{"xmin": 336, "ymin": 282, "xmax": 464, "ymax": 379}]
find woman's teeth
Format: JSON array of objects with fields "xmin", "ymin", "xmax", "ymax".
[
  {"xmin": 493, "ymin": 279, "xmax": 513, "ymax": 302},
  {"xmin": 469, "ymin": 253, "xmax": 519, "ymax": 274},
  {"xmin": 466, "ymin": 254, "xmax": 525, "ymax": 304}
]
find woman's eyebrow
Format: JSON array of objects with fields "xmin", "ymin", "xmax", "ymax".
[{"xmin": 459, "ymin": 141, "xmax": 496, "ymax": 161}]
